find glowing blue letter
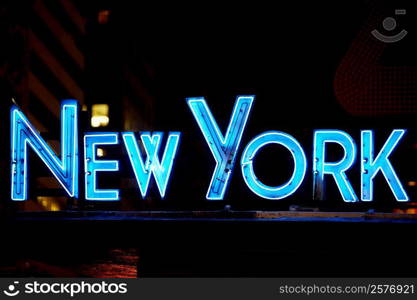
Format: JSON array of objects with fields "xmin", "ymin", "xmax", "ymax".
[
  {"xmin": 11, "ymin": 100, "xmax": 79, "ymax": 200},
  {"xmin": 187, "ymin": 96, "xmax": 254, "ymax": 200},
  {"xmin": 361, "ymin": 130, "xmax": 408, "ymax": 202},
  {"xmin": 313, "ymin": 130, "xmax": 358, "ymax": 202},
  {"xmin": 84, "ymin": 133, "xmax": 119, "ymax": 201},
  {"xmin": 122, "ymin": 132, "xmax": 181, "ymax": 198},
  {"xmin": 241, "ymin": 131, "xmax": 306, "ymax": 199}
]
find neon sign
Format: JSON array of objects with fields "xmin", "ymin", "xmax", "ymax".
[
  {"xmin": 122, "ymin": 131, "xmax": 181, "ymax": 199},
  {"xmin": 10, "ymin": 96, "xmax": 409, "ymax": 202},
  {"xmin": 312, "ymin": 130, "xmax": 358, "ymax": 202},
  {"xmin": 241, "ymin": 131, "xmax": 307, "ymax": 200},
  {"xmin": 84, "ymin": 133, "xmax": 119, "ymax": 201},
  {"xmin": 11, "ymin": 100, "xmax": 79, "ymax": 201},
  {"xmin": 187, "ymin": 96, "xmax": 254, "ymax": 200}
]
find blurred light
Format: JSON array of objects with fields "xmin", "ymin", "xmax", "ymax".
[
  {"xmin": 406, "ymin": 208, "xmax": 417, "ymax": 214},
  {"xmin": 393, "ymin": 207, "xmax": 417, "ymax": 214},
  {"xmin": 407, "ymin": 181, "xmax": 417, "ymax": 187},
  {"xmin": 97, "ymin": 147, "xmax": 105, "ymax": 157},
  {"xmin": 50, "ymin": 203, "xmax": 60, "ymax": 211},
  {"xmin": 91, "ymin": 104, "xmax": 109, "ymax": 127},
  {"xmin": 82, "ymin": 104, "xmax": 88, "ymax": 112},
  {"xmin": 37, "ymin": 196, "xmax": 61, "ymax": 211},
  {"xmin": 98, "ymin": 10, "xmax": 111, "ymax": 24}
]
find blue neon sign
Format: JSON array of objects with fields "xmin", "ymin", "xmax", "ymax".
[
  {"xmin": 84, "ymin": 133, "xmax": 120, "ymax": 201},
  {"xmin": 313, "ymin": 130, "xmax": 358, "ymax": 202},
  {"xmin": 9, "ymin": 97, "xmax": 411, "ymax": 203}
]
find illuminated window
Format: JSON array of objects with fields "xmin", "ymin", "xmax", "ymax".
[{"xmin": 91, "ymin": 104, "xmax": 110, "ymax": 128}]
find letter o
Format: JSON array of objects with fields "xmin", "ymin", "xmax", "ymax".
[{"xmin": 241, "ymin": 131, "xmax": 306, "ymax": 199}]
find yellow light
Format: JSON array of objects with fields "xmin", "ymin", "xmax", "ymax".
[
  {"xmin": 50, "ymin": 203, "xmax": 60, "ymax": 211},
  {"xmin": 407, "ymin": 181, "xmax": 417, "ymax": 187},
  {"xmin": 37, "ymin": 196, "xmax": 62, "ymax": 211},
  {"xmin": 91, "ymin": 104, "xmax": 109, "ymax": 127},
  {"xmin": 97, "ymin": 148, "xmax": 105, "ymax": 157}
]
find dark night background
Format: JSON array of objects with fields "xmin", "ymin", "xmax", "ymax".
[{"xmin": 1, "ymin": 0, "xmax": 417, "ymax": 277}]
